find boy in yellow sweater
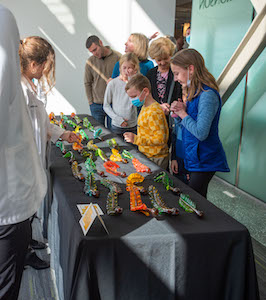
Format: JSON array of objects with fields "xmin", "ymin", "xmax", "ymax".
[{"xmin": 123, "ymin": 74, "xmax": 169, "ymax": 169}]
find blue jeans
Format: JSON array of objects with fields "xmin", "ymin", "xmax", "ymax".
[{"xmin": 90, "ymin": 103, "xmax": 111, "ymax": 128}]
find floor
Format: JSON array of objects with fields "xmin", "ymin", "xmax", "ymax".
[
  {"xmin": 18, "ymin": 218, "xmax": 58, "ymax": 300},
  {"xmin": 18, "ymin": 176, "xmax": 266, "ymax": 300},
  {"xmin": 208, "ymin": 176, "xmax": 266, "ymax": 300}
]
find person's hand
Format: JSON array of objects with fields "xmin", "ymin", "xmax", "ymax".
[
  {"xmin": 160, "ymin": 103, "xmax": 170, "ymax": 115},
  {"xmin": 60, "ymin": 131, "xmax": 79, "ymax": 143},
  {"xmin": 170, "ymin": 99, "xmax": 183, "ymax": 112},
  {"xmin": 121, "ymin": 119, "xmax": 128, "ymax": 127},
  {"xmin": 123, "ymin": 132, "xmax": 135, "ymax": 143},
  {"xmin": 149, "ymin": 32, "xmax": 159, "ymax": 40},
  {"xmin": 107, "ymin": 78, "xmax": 112, "ymax": 84},
  {"xmin": 171, "ymin": 160, "xmax": 178, "ymax": 174},
  {"xmin": 170, "ymin": 99, "xmax": 187, "ymax": 119}
]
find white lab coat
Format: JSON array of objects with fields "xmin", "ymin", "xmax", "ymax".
[
  {"xmin": 0, "ymin": 5, "xmax": 47, "ymax": 225},
  {"xmin": 21, "ymin": 76, "xmax": 65, "ymax": 168}
]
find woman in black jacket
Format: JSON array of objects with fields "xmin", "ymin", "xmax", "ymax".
[
  {"xmin": 146, "ymin": 37, "xmax": 184, "ymax": 174},
  {"xmin": 146, "ymin": 37, "xmax": 182, "ymax": 115}
]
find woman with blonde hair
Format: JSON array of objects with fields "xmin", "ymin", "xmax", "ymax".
[
  {"xmin": 111, "ymin": 33, "xmax": 154, "ymax": 78},
  {"xmin": 104, "ymin": 53, "xmax": 139, "ymax": 137},
  {"xmin": 147, "ymin": 37, "xmax": 182, "ymax": 115},
  {"xmin": 19, "ymin": 36, "xmax": 78, "ymax": 269},
  {"xmin": 170, "ymin": 48, "xmax": 229, "ymax": 197}
]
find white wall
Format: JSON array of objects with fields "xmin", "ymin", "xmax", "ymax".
[{"xmin": 2, "ymin": 0, "xmax": 176, "ymax": 114}]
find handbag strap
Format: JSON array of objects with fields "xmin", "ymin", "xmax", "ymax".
[{"xmin": 167, "ymin": 80, "xmax": 175, "ymax": 104}]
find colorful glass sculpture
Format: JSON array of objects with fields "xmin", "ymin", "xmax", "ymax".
[
  {"xmin": 49, "ymin": 112, "xmax": 59, "ymax": 125},
  {"xmin": 87, "ymin": 140, "xmax": 99, "ymax": 151},
  {"xmin": 148, "ymin": 185, "xmax": 179, "ymax": 215},
  {"xmin": 83, "ymin": 118, "xmax": 102, "ymax": 140},
  {"xmin": 110, "ymin": 149, "xmax": 128, "ymax": 164},
  {"xmin": 80, "ymin": 150, "xmax": 93, "ymax": 158},
  {"xmin": 179, "ymin": 194, "xmax": 204, "ymax": 217},
  {"xmin": 71, "ymin": 112, "xmax": 82, "ymax": 124},
  {"xmin": 60, "ymin": 113, "xmax": 68, "ymax": 121},
  {"xmin": 63, "ymin": 151, "xmax": 76, "ymax": 164},
  {"xmin": 126, "ymin": 173, "xmax": 157, "ymax": 216},
  {"xmin": 83, "ymin": 117, "xmax": 90, "ymax": 128},
  {"xmin": 59, "ymin": 119, "xmax": 66, "ymax": 129},
  {"xmin": 72, "ymin": 134, "xmax": 83, "ymax": 151},
  {"xmin": 132, "ymin": 158, "xmax": 151, "ymax": 173},
  {"xmin": 100, "ymin": 178, "xmax": 123, "ymax": 215},
  {"xmin": 93, "ymin": 128, "xmax": 102, "ymax": 140},
  {"xmin": 74, "ymin": 126, "xmax": 81, "ymax": 133},
  {"xmin": 154, "ymin": 171, "xmax": 180, "ymax": 195},
  {"xmin": 79, "ymin": 129, "xmax": 89, "ymax": 141},
  {"xmin": 56, "ymin": 141, "xmax": 66, "ymax": 154},
  {"xmin": 103, "ymin": 161, "xmax": 126, "ymax": 178},
  {"xmin": 122, "ymin": 149, "xmax": 134, "ymax": 160},
  {"xmin": 95, "ymin": 148, "xmax": 108, "ymax": 162},
  {"xmin": 107, "ymin": 138, "xmax": 120, "ymax": 151},
  {"xmin": 65, "ymin": 119, "xmax": 78, "ymax": 128},
  {"xmin": 49, "ymin": 112, "xmax": 55, "ymax": 121},
  {"xmin": 121, "ymin": 150, "xmax": 151, "ymax": 173},
  {"xmin": 71, "ymin": 161, "xmax": 84, "ymax": 181},
  {"xmin": 83, "ymin": 158, "xmax": 99, "ymax": 197}
]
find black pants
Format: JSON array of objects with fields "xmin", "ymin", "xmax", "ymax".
[
  {"xmin": 173, "ymin": 157, "xmax": 189, "ymax": 184},
  {"xmin": 189, "ymin": 171, "xmax": 215, "ymax": 198},
  {"xmin": 0, "ymin": 219, "xmax": 31, "ymax": 300}
]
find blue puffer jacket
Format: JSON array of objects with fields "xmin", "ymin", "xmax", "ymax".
[{"xmin": 182, "ymin": 86, "xmax": 230, "ymax": 172}]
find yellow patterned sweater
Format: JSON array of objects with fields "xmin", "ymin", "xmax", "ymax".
[{"xmin": 133, "ymin": 101, "xmax": 169, "ymax": 158}]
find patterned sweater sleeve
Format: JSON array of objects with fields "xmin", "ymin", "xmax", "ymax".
[{"xmin": 134, "ymin": 109, "xmax": 168, "ymax": 146}]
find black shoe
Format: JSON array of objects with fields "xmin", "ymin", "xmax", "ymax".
[
  {"xmin": 30, "ymin": 239, "xmax": 47, "ymax": 250},
  {"xmin": 24, "ymin": 250, "xmax": 50, "ymax": 270}
]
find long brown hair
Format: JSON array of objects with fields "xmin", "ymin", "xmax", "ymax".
[
  {"xmin": 19, "ymin": 36, "xmax": 55, "ymax": 93},
  {"xmin": 171, "ymin": 48, "xmax": 219, "ymax": 101}
]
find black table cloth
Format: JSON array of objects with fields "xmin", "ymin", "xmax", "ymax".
[{"xmin": 48, "ymin": 115, "xmax": 259, "ymax": 300}]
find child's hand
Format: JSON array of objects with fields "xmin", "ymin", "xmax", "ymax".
[
  {"xmin": 123, "ymin": 132, "xmax": 135, "ymax": 143},
  {"xmin": 171, "ymin": 99, "xmax": 183, "ymax": 112},
  {"xmin": 170, "ymin": 99, "xmax": 187, "ymax": 119},
  {"xmin": 171, "ymin": 160, "xmax": 178, "ymax": 174},
  {"xmin": 60, "ymin": 131, "xmax": 79, "ymax": 143},
  {"xmin": 160, "ymin": 103, "xmax": 170, "ymax": 115},
  {"xmin": 121, "ymin": 119, "xmax": 128, "ymax": 127}
]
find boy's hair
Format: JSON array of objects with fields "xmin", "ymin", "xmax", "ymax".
[
  {"xmin": 85, "ymin": 35, "xmax": 100, "ymax": 49},
  {"xmin": 171, "ymin": 48, "xmax": 219, "ymax": 102},
  {"xmin": 125, "ymin": 73, "xmax": 151, "ymax": 92},
  {"xmin": 119, "ymin": 53, "xmax": 140, "ymax": 72},
  {"xmin": 19, "ymin": 36, "xmax": 55, "ymax": 92},
  {"xmin": 130, "ymin": 33, "xmax": 149, "ymax": 61},
  {"xmin": 148, "ymin": 37, "xmax": 176, "ymax": 60}
]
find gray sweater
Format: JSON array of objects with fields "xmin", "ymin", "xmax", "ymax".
[{"xmin": 103, "ymin": 77, "xmax": 137, "ymax": 128}]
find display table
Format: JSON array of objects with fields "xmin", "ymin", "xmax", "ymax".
[{"xmin": 48, "ymin": 115, "xmax": 259, "ymax": 300}]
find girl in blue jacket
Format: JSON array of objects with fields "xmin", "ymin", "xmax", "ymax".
[{"xmin": 170, "ymin": 48, "xmax": 229, "ymax": 197}]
